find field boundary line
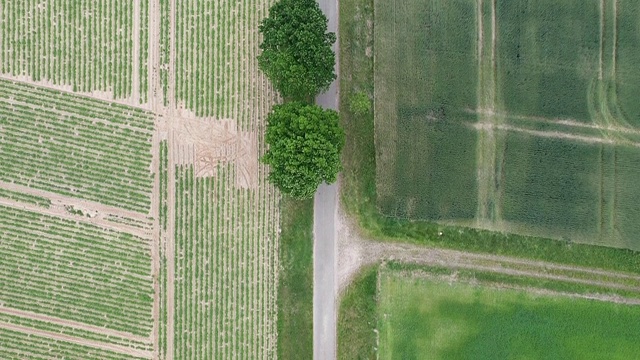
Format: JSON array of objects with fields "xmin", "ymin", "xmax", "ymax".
[
  {"xmin": 0, "ymin": 75, "xmax": 151, "ymax": 112},
  {"xmin": 0, "ymin": 307, "xmax": 151, "ymax": 343},
  {"xmin": 0, "ymin": 321, "xmax": 153, "ymax": 359},
  {"xmin": 0, "ymin": 196, "xmax": 152, "ymax": 241}
]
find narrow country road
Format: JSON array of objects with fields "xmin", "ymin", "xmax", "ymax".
[{"xmin": 314, "ymin": 0, "xmax": 340, "ymax": 358}]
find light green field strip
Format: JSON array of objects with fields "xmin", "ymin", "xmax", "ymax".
[
  {"xmin": 0, "ymin": 204, "xmax": 153, "ymax": 336},
  {"xmin": 378, "ymin": 271, "xmax": 640, "ymax": 360},
  {"xmin": 0, "ymin": 78, "xmax": 154, "ymax": 213}
]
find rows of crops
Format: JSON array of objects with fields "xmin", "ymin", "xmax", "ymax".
[
  {"xmin": 0, "ymin": 79, "xmax": 155, "ymax": 213},
  {"xmin": 175, "ymin": 0, "xmax": 275, "ymax": 121},
  {"xmin": 140, "ymin": 0, "xmax": 149, "ymax": 104},
  {"xmin": 0, "ymin": 187, "xmax": 50, "ymax": 208},
  {"xmin": 159, "ymin": 0, "xmax": 170, "ymax": 106},
  {"xmin": 172, "ymin": 164, "xmax": 279, "ymax": 359},
  {"xmin": 0, "ymin": 0, "xmax": 134, "ymax": 99},
  {"xmin": 159, "ymin": 140, "xmax": 169, "ymax": 230},
  {"xmin": 0, "ymin": 313, "xmax": 151, "ymax": 352},
  {"xmin": 0, "ymin": 204, "xmax": 153, "ymax": 336},
  {"xmin": 158, "ymin": 139, "xmax": 169, "ymax": 359},
  {"xmin": 374, "ymin": 0, "xmax": 478, "ymax": 220},
  {"xmin": 0, "ymin": 327, "xmax": 147, "ymax": 360}
]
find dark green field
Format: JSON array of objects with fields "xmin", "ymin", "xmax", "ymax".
[
  {"xmin": 378, "ymin": 271, "xmax": 640, "ymax": 359},
  {"xmin": 374, "ymin": 0, "xmax": 640, "ymax": 250}
]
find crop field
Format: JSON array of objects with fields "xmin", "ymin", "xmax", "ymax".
[
  {"xmin": 0, "ymin": 204, "xmax": 154, "ymax": 335},
  {"xmin": 171, "ymin": 164, "xmax": 279, "ymax": 359},
  {"xmin": 0, "ymin": 78, "xmax": 155, "ymax": 213},
  {"xmin": 0, "ymin": 0, "xmax": 147, "ymax": 101},
  {"xmin": 174, "ymin": 0, "xmax": 275, "ymax": 120},
  {"xmin": 0, "ymin": 0, "xmax": 280, "ymax": 358},
  {"xmin": 374, "ymin": 0, "xmax": 640, "ymax": 250},
  {"xmin": 0, "ymin": 327, "xmax": 148, "ymax": 360},
  {"xmin": 377, "ymin": 271, "xmax": 640, "ymax": 359}
]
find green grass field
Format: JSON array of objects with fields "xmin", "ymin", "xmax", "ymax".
[
  {"xmin": 378, "ymin": 271, "xmax": 640, "ymax": 359},
  {"xmin": 374, "ymin": 0, "xmax": 640, "ymax": 251}
]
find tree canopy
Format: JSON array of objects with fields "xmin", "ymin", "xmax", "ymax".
[
  {"xmin": 262, "ymin": 102, "xmax": 345, "ymax": 199},
  {"xmin": 258, "ymin": 0, "xmax": 336, "ymax": 100}
]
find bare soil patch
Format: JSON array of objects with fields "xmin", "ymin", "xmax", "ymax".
[{"xmin": 171, "ymin": 117, "xmax": 259, "ymax": 189}]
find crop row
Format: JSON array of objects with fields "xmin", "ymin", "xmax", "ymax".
[
  {"xmin": 159, "ymin": 0, "xmax": 170, "ymax": 106},
  {"xmin": 140, "ymin": 0, "xmax": 149, "ymax": 104},
  {"xmin": 0, "ymin": 0, "xmax": 134, "ymax": 99},
  {"xmin": 174, "ymin": 0, "xmax": 275, "ymax": 123},
  {"xmin": 0, "ymin": 313, "xmax": 152, "ymax": 352},
  {"xmin": 0, "ymin": 187, "xmax": 50, "ymax": 208},
  {"xmin": 0, "ymin": 204, "xmax": 153, "ymax": 336},
  {"xmin": 159, "ymin": 140, "xmax": 169, "ymax": 230},
  {"xmin": 173, "ymin": 163, "xmax": 279, "ymax": 359},
  {"xmin": 0, "ymin": 80, "xmax": 154, "ymax": 213},
  {"xmin": 0, "ymin": 78, "xmax": 154, "ymax": 130},
  {"xmin": 0, "ymin": 327, "xmax": 146, "ymax": 360}
]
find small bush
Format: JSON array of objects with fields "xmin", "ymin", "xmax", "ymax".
[{"xmin": 349, "ymin": 91, "xmax": 371, "ymax": 116}]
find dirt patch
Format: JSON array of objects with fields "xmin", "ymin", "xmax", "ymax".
[{"xmin": 171, "ymin": 117, "xmax": 259, "ymax": 189}]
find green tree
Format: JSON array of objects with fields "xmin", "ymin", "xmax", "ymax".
[
  {"xmin": 258, "ymin": 0, "xmax": 336, "ymax": 101},
  {"xmin": 262, "ymin": 102, "xmax": 345, "ymax": 199}
]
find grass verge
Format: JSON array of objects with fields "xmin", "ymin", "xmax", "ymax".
[
  {"xmin": 337, "ymin": 266, "xmax": 378, "ymax": 360},
  {"xmin": 277, "ymin": 197, "xmax": 314, "ymax": 359},
  {"xmin": 338, "ymin": 0, "xmax": 640, "ymax": 274}
]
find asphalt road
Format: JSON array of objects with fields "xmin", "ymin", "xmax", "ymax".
[{"xmin": 313, "ymin": 0, "xmax": 339, "ymax": 358}]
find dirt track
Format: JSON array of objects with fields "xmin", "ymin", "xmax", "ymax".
[{"xmin": 336, "ymin": 205, "xmax": 640, "ymax": 304}]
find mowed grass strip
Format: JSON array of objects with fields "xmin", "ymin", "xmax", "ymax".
[
  {"xmin": 378, "ymin": 271, "xmax": 640, "ymax": 360},
  {"xmin": 277, "ymin": 198, "xmax": 313, "ymax": 360}
]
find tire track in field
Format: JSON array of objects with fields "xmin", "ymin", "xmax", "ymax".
[
  {"xmin": 475, "ymin": 0, "xmax": 501, "ymax": 228},
  {"xmin": 592, "ymin": 0, "xmax": 627, "ymax": 245},
  {"xmin": 0, "ymin": 321, "xmax": 153, "ymax": 359}
]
